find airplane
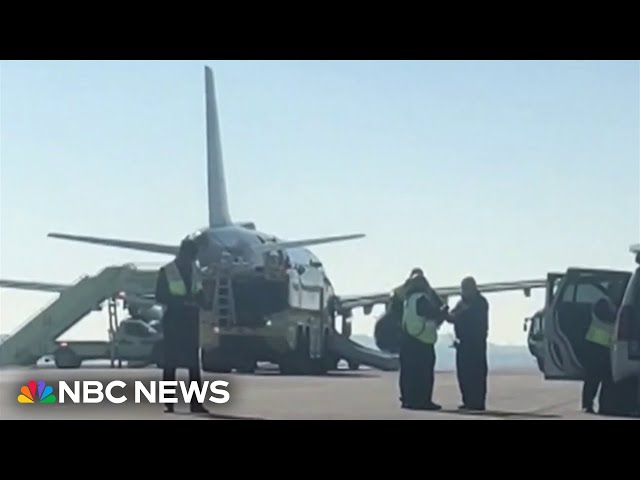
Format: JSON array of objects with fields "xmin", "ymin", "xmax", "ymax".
[{"xmin": 0, "ymin": 65, "xmax": 547, "ymax": 372}]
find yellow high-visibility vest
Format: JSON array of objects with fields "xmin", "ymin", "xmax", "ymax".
[
  {"xmin": 585, "ymin": 317, "xmax": 613, "ymax": 348},
  {"xmin": 402, "ymin": 292, "xmax": 438, "ymax": 345},
  {"xmin": 165, "ymin": 261, "xmax": 203, "ymax": 297}
]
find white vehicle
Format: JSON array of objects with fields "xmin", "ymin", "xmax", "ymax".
[
  {"xmin": 540, "ymin": 245, "xmax": 640, "ymax": 415},
  {"xmin": 611, "ymin": 245, "xmax": 640, "ymax": 385},
  {"xmin": 52, "ymin": 318, "xmax": 162, "ymax": 369}
]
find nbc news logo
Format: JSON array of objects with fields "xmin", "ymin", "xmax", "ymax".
[
  {"xmin": 18, "ymin": 380, "xmax": 57, "ymax": 404},
  {"xmin": 17, "ymin": 379, "xmax": 230, "ymax": 405}
]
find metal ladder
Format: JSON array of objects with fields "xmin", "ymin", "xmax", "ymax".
[
  {"xmin": 213, "ymin": 270, "xmax": 236, "ymax": 327},
  {"xmin": 107, "ymin": 297, "xmax": 122, "ymax": 368}
]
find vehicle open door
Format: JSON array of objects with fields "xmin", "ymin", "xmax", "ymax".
[
  {"xmin": 542, "ymin": 268, "xmax": 631, "ymax": 380},
  {"xmin": 611, "ymin": 260, "xmax": 640, "ymax": 383},
  {"xmin": 545, "ymin": 272, "xmax": 565, "ymax": 309}
]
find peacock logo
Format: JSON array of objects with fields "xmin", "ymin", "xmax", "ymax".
[{"xmin": 18, "ymin": 380, "xmax": 57, "ymax": 404}]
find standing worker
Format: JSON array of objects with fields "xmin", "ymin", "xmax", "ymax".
[
  {"xmin": 155, "ymin": 238, "xmax": 210, "ymax": 415},
  {"xmin": 582, "ymin": 298, "xmax": 616, "ymax": 414},
  {"xmin": 447, "ymin": 276, "xmax": 489, "ymax": 411},
  {"xmin": 399, "ymin": 270, "xmax": 448, "ymax": 411},
  {"xmin": 374, "ymin": 269, "xmax": 427, "ymax": 354}
]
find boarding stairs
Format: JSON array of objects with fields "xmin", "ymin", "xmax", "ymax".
[{"xmin": 0, "ymin": 265, "xmax": 158, "ymax": 366}]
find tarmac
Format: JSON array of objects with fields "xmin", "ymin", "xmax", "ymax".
[{"xmin": 0, "ymin": 366, "xmax": 634, "ymax": 420}]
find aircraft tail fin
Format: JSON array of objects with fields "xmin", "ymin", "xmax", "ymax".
[{"xmin": 205, "ymin": 66, "xmax": 232, "ymax": 227}]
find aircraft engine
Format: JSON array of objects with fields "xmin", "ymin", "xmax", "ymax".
[
  {"xmin": 373, "ymin": 292, "xmax": 404, "ymax": 354},
  {"xmin": 373, "ymin": 311, "xmax": 402, "ymax": 354}
]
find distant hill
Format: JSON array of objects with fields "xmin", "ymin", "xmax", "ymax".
[{"xmin": 350, "ymin": 334, "xmax": 536, "ymax": 370}]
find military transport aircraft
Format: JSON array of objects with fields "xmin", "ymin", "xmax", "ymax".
[{"xmin": 0, "ymin": 66, "xmax": 546, "ymax": 368}]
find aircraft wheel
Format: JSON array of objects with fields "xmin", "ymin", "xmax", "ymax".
[
  {"xmin": 235, "ymin": 359, "xmax": 257, "ymax": 374},
  {"xmin": 54, "ymin": 346, "xmax": 81, "ymax": 369},
  {"xmin": 347, "ymin": 360, "xmax": 360, "ymax": 371}
]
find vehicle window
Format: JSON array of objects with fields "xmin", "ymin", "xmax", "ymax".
[
  {"xmin": 574, "ymin": 282, "xmax": 608, "ymax": 304},
  {"xmin": 561, "ymin": 273, "xmax": 630, "ymax": 306},
  {"xmin": 605, "ymin": 278, "xmax": 630, "ymax": 306},
  {"xmin": 561, "ymin": 284, "xmax": 576, "ymax": 302}
]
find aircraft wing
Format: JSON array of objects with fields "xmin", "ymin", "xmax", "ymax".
[
  {"xmin": 254, "ymin": 233, "xmax": 365, "ymax": 253},
  {"xmin": 0, "ymin": 279, "xmax": 157, "ymax": 306},
  {"xmin": 48, "ymin": 233, "xmax": 179, "ymax": 255},
  {"xmin": 336, "ymin": 279, "xmax": 547, "ymax": 312},
  {"xmin": 0, "ymin": 279, "xmax": 69, "ymax": 293}
]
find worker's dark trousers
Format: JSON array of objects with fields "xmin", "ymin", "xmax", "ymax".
[
  {"xmin": 163, "ymin": 366, "xmax": 202, "ymax": 407},
  {"xmin": 456, "ymin": 340, "xmax": 488, "ymax": 409},
  {"xmin": 581, "ymin": 344, "xmax": 610, "ymax": 411},
  {"xmin": 582, "ymin": 371, "xmax": 605, "ymax": 410},
  {"xmin": 399, "ymin": 334, "xmax": 436, "ymax": 407}
]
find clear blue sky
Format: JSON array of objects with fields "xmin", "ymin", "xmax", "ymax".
[{"xmin": 1, "ymin": 60, "xmax": 638, "ymax": 344}]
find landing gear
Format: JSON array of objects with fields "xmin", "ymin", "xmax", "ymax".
[
  {"xmin": 279, "ymin": 327, "xmax": 311, "ymax": 375},
  {"xmin": 235, "ymin": 358, "xmax": 257, "ymax": 374},
  {"xmin": 347, "ymin": 360, "xmax": 360, "ymax": 371},
  {"xmin": 310, "ymin": 330, "xmax": 335, "ymax": 375},
  {"xmin": 201, "ymin": 348, "xmax": 233, "ymax": 373},
  {"xmin": 53, "ymin": 346, "xmax": 81, "ymax": 369},
  {"xmin": 279, "ymin": 327, "xmax": 336, "ymax": 375}
]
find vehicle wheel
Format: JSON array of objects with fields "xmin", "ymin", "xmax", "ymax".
[
  {"xmin": 201, "ymin": 348, "xmax": 232, "ymax": 373},
  {"xmin": 54, "ymin": 347, "xmax": 81, "ymax": 369},
  {"xmin": 347, "ymin": 360, "xmax": 360, "ymax": 371}
]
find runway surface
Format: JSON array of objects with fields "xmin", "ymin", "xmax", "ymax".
[{"xmin": 0, "ymin": 366, "xmax": 634, "ymax": 420}]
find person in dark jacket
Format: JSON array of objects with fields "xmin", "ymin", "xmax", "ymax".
[
  {"xmin": 447, "ymin": 276, "xmax": 489, "ymax": 411},
  {"xmin": 155, "ymin": 238, "xmax": 209, "ymax": 414},
  {"xmin": 582, "ymin": 298, "xmax": 616, "ymax": 414},
  {"xmin": 399, "ymin": 270, "xmax": 448, "ymax": 410}
]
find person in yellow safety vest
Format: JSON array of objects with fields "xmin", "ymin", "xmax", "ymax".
[
  {"xmin": 399, "ymin": 271, "xmax": 449, "ymax": 411},
  {"xmin": 581, "ymin": 298, "xmax": 616, "ymax": 414},
  {"xmin": 155, "ymin": 238, "xmax": 209, "ymax": 415}
]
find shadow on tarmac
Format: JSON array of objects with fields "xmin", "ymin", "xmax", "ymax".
[
  {"xmin": 168, "ymin": 410, "xmax": 267, "ymax": 420},
  {"xmin": 437, "ymin": 409, "xmax": 561, "ymax": 419},
  {"xmin": 250, "ymin": 370, "xmax": 377, "ymax": 379}
]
